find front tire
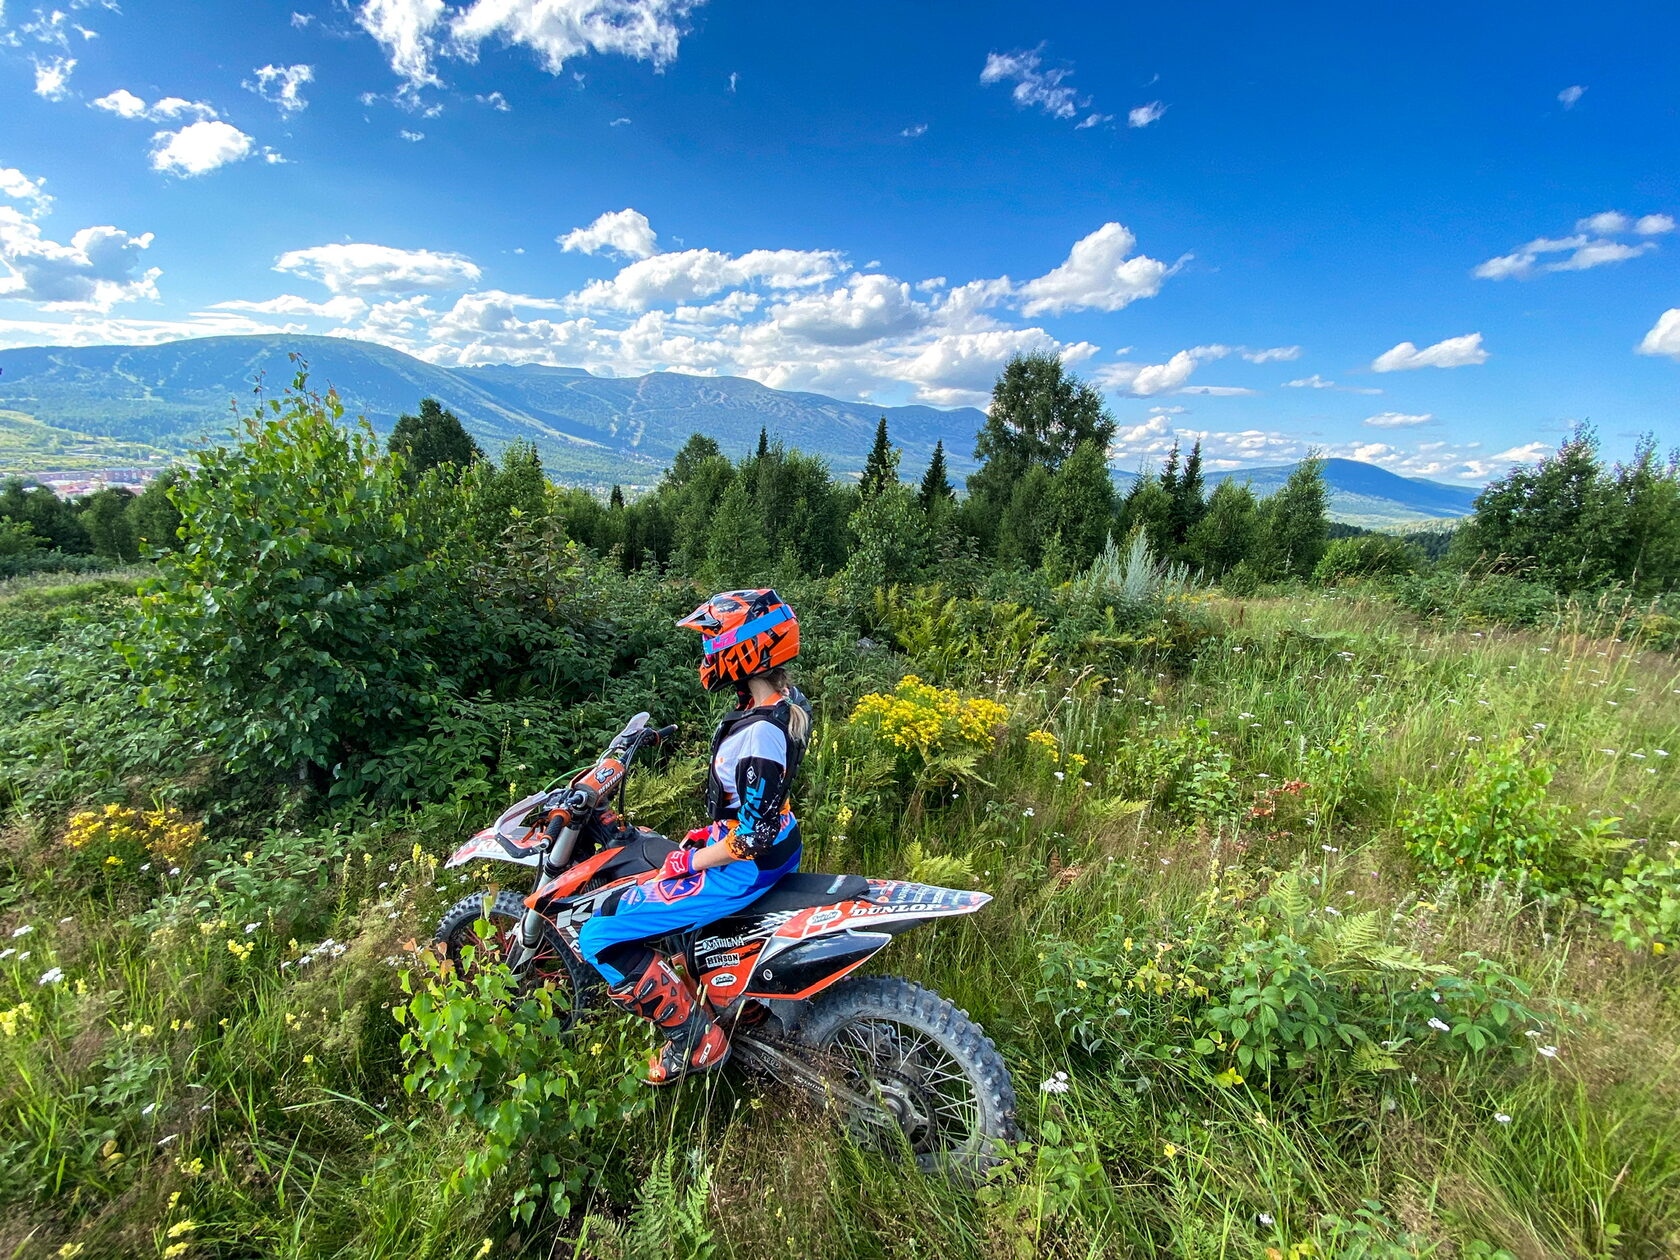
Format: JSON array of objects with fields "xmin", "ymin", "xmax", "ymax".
[
  {"xmin": 796, "ymin": 975, "xmax": 1019, "ymax": 1173},
  {"xmin": 434, "ymin": 889, "xmax": 599, "ymax": 1025}
]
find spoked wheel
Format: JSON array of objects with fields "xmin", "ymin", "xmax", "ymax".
[
  {"xmin": 434, "ymin": 889, "xmax": 598, "ymax": 1026},
  {"xmin": 797, "ymin": 976, "xmax": 1018, "ymax": 1173}
]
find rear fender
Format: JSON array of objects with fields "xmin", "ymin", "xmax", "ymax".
[
  {"xmin": 766, "ymin": 881, "xmax": 991, "ymax": 940},
  {"xmin": 444, "ymin": 830, "xmax": 542, "ymax": 869},
  {"xmin": 738, "ymin": 929, "xmax": 892, "ymax": 1002}
]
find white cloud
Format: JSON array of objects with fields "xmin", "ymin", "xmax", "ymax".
[
  {"xmin": 768, "ymin": 274, "xmax": 922, "ymax": 346},
  {"xmin": 980, "ymin": 48, "xmax": 1088, "ymax": 122},
  {"xmin": 208, "ymin": 294, "xmax": 370, "ymax": 321},
  {"xmin": 94, "ymin": 89, "xmax": 219, "ymax": 122},
  {"xmin": 1363, "ymin": 411, "xmax": 1433, "ymax": 428},
  {"xmin": 0, "ymin": 207, "xmax": 159, "ymax": 311},
  {"xmin": 32, "ymin": 55, "xmax": 75, "ymax": 100},
  {"xmin": 356, "ymin": 0, "xmax": 697, "ymax": 95},
  {"xmin": 476, "ymin": 90, "xmax": 510, "ymax": 110},
  {"xmin": 572, "ymin": 246, "xmax": 843, "ymax": 311},
  {"xmin": 608, "ymin": 116, "xmax": 631, "ymax": 126},
  {"xmin": 1075, "ymin": 113, "xmax": 1110, "ymax": 130},
  {"xmin": 246, "ymin": 63, "xmax": 314, "ymax": 113},
  {"xmin": 1637, "ymin": 308, "xmax": 1680, "ymax": 360},
  {"xmin": 1283, "ymin": 373, "xmax": 1332, "ymax": 388},
  {"xmin": 1558, "ymin": 84, "xmax": 1585, "ymax": 109},
  {"xmin": 1577, "ymin": 210, "xmax": 1630, "ymax": 235},
  {"xmin": 1241, "ymin": 345, "xmax": 1299, "ymax": 363},
  {"xmin": 1015, "ymin": 222, "xmax": 1175, "ymax": 316},
  {"xmin": 727, "ymin": 71, "xmax": 738, "ymax": 93},
  {"xmin": 400, "ymin": 128, "xmax": 425, "ymax": 141},
  {"xmin": 150, "ymin": 121, "xmax": 256, "ymax": 176},
  {"xmin": 901, "ymin": 122, "xmax": 928, "ymax": 138},
  {"xmin": 1096, "ymin": 345, "xmax": 1233, "ymax": 397},
  {"xmin": 275, "ymin": 242, "xmax": 482, "ymax": 294},
  {"xmin": 292, "ymin": 12, "xmax": 315, "ymax": 28},
  {"xmin": 897, "ymin": 329, "xmax": 1095, "ymax": 406},
  {"xmin": 1475, "ymin": 211, "xmax": 1671, "ymax": 278},
  {"xmin": 0, "ymin": 167, "xmax": 52, "ymax": 216},
  {"xmin": 1372, "ymin": 332, "xmax": 1488, "ymax": 372},
  {"xmin": 1127, "ymin": 101, "xmax": 1165, "ymax": 128},
  {"xmin": 558, "ymin": 208, "xmax": 659, "ymax": 260},
  {"xmin": 91, "ymin": 87, "xmax": 147, "ymax": 118}
]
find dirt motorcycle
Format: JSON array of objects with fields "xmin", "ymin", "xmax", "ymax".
[{"xmin": 434, "ymin": 711, "xmax": 1019, "ymax": 1171}]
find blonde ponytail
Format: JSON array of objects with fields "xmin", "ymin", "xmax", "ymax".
[{"xmin": 763, "ymin": 666, "xmax": 809, "ymax": 744}]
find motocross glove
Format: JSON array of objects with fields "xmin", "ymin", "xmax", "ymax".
[{"xmin": 658, "ymin": 848, "xmax": 697, "ymax": 882}]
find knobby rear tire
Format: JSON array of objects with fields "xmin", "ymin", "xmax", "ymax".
[
  {"xmin": 434, "ymin": 889, "xmax": 600, "ymax": 1026},
  {"xmin": 796, "ymin": 975, "xmax": 1019, "ymax": 1173}
]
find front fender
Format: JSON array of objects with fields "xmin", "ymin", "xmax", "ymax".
[{"xmin": 444, "ymin": 833, "xmax": 541, "ymax": 869}]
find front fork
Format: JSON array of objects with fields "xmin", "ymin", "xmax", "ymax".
[{"xmin": 505, "ymin": 824, "xmax": 580, "ymax": 975}]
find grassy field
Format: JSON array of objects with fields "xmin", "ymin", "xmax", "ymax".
[
  {"xmin": 0, "ymin": 410, "xmax": 178, "ymax": 478},
  {"xmin": 0, "ymin": 575, "xmax": 1676, "ymax": 1259}
]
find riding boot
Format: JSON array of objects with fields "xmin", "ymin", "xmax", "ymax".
[{"xmin": 604, "ymin": 954, "xmax": 731, "ymax": 1086}]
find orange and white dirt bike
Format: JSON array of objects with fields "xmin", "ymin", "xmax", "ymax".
[{"xmin": 435, "ymin": 712, "xmax": 1019, "ymax": 1171}]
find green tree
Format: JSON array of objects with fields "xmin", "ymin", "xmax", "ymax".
[
  {"xmin": 1117, "ymin": 471, "xmax": 1174, "ymax": 558},
  {"xmin": 129, "ymin": 470, "xmax": 185, "ymax": 555},
  {"xmin": 79, "ymin": 487, "xmax": 138, "ymax": 561},
  {"xmin": 996, "ymin": 464, "xmax": 1055, "ymax": 570},
  {"xmin": 388, "ymin": 398, "xmax": 484, "ymax": 478},
  {"xmin": 839, "ymin": 481, "xmax": 929, "ymax": 613},
  {"xmin": 135, "ymin": 378, "xmax": 463, "ymax": 781},
  {"xmin": 1170, "ymin": 439, "xmax": 1207, "ymax": 550},
  {"xmin": 861, "ymin": 416, "xmax": 896, "ymax": 499},
  {"xmin": 1257, "ymin": 454, "xmax": 1330, "ymax": 580},
  {"xmin": 470, "ymin": 440, "xmax": 549, "ymax": 544},
  {"xmin": 966, "ymin": 352, "xmax": 1115, "ymax": 553},
  {"xmin": 917, "ymin": 439, "xmax": 955, "ymax": 510},
  {"xmin": 1045, "ymin": 439, "xmax": 1117, "ymax": 573},
  {"xmin": 0, "ymin": 478, "xmax": 90, "ymax": 553},
  {"xmin": 1184, "ymin": 479, "xmax": 1260, "ymax": 577}
]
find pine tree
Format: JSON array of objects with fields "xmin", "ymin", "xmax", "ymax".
[
  {"xmin": 1046, "ymin": 440, "xmax": 1117, "ymax": 572},
  {"xmin": 1258, "ymin": 454, "xmax": 1329, "ymax": 579},
  {"xmin": 861, "ymin": 416, "xmax": 897, "ymax": 499},
  {"xmin": 755, "ymin": 426, "xmax": 770, "ymax": 461},
  {"xmin": 1184, "ymin": 479, "xmax": 1260, "ymax": 577},
  {"xmin": 609, "ymin": 484, "xmax": 625, "ymax": 510},
  {"xmin": 1171, "ymin": 439, "xmax": 1207, "ymax": 548},
  {"xmin": 917, "ymin": 439, "xmax": 955, "ymax": 509},
  {"xmin": 388, "ymin": 398, "xmax": 483, "ymax": 479}
]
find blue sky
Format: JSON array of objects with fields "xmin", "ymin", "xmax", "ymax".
[{"xmin": 2, "ymin": 0, "xmax": 1677, "ymax": 482}]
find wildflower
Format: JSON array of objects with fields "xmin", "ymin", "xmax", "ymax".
[
  {"xmin": 1022, "ymin": 808, "xmax": 1035, "ymax": 818},
  {"xmin": 244, "ymin": 923, "xmax": 260, "ymax": 934},
  {"xmin": 10, "ymin": 925, "xmax": 32, "ymax": 938},
  {"xmin": 1427, "ymin": 1017, "xmax": 1450, "ymax": 1033},
  {"xmin": 166, "ymin": 1220, "xmax": 198, "ymax": 1238},
  {"xmin": 142, "ymin": 1103, "xmax": 156, "ymax": 1116},
  {"xmin": 1040, "ymin": 1071, "xmax": 1071, "ymax": 1094},
  {"xmin": 474, "ymin": 1240, "xmax": 494, "ymax": 1260},
  {"xmin": 1494, "ymin": 1112, "xmax": 1512, "ymax": 1124},
  {"xmin": 1162, "ymin": 1142, "xmax": 1179, "ymax": 1158},
  {"xmin": 56, "ymin": 1246, "xmax": 84, "ymax": 1258},
  {"xmin": 1537, "ymin": 1045, "xmax": 1559, "ymax": 1058},
  {"xmin": 182, "ymin": 1156, "xmax": 205, "ymax": 1177},
  {"xmin": 302, "ymin": 1054, "xmax": 315, "ymax": 1065},
  {"xmin": 163, "ymin": 1244, "xmax": 188, "ymax": 1258},
  {"xmin": 1258, "ymin": 1212, "xmax": 1275, "ymax": 1227},
  {"xmin": 38, "ymin": 967, "xmax": 64, "ymax": 985}
]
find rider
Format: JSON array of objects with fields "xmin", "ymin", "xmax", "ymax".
[{"xmin": 578, "ymin": 588, "xmax": 810, "ymax": 1085}]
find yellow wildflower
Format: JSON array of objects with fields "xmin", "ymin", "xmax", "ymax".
[
  {"xmin": 166, "ymin": 1220, "xmax": 198, "ymax": 1238},
  {"xmin": 163, "ymin": 1245, "xmax": 188, "ymax": 1259}
]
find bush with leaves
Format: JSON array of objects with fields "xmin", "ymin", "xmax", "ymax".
[
  {"xmin": 397, "ymin": 930, "xmax": 648, "ymax": 1223},
  {"xmin": 1035, "ymin": 868, "xmax": 1551, "ymax": 1087},
  {"xmin": 132, "ymin": 373, "xmax": 475, "ymax": 786},
  {"xmin": 1395, "ymin": 742, "xmax": 1619, "ymax": 894}
]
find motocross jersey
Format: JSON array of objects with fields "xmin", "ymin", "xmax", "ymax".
[{"xmin": 703, "ymin": 687, "xmax": 810, "ymax": 872}]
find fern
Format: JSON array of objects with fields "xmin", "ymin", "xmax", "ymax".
[
  {"xmin": 905, "ymin": 840, "xmax": 979, "ymax": 889},
  {"xmin": 577, "ymin": 1148, "xmax": 715, "ymax": 1260}
]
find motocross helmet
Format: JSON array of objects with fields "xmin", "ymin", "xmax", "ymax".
[{"xmin": 676, "ymin": 589, "xmax": 800, "ymax": 693}]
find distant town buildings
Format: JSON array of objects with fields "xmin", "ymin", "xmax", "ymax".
[{"xmin": 31, "ymin": 469, "xmax": 160, "ymax": 499}]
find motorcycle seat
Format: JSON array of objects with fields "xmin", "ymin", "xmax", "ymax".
[{"xmin": 745, "ymin": 872, "xmax": 870, "ymax": 915}]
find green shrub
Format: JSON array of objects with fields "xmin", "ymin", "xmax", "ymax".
[
  {"xmin": 397, "ymin": 931, "xmax": 648, "ymax": 1223},
  {"xmin": 1396, "ymin": 742, "xmax": 1617, "ymax": 893},
  {"xmin": 1036, "ymin": 869, "xmax": 1549, "ymax": 1085},
  {"xmin": 1590, "ymin": 845, "xmax": 1680, "ymax": 953},
  {"xmin": 1312, "ymin": 534, "xmax": 1422, "ymax": 585}
]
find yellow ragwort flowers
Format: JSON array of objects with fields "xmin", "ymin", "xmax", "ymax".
[
  {"xmin": 64, "ymin": 804, "xmax": 203, "ymax": 867},
  {"xmin": 850, "ymin": 676, "xmax": 1008, "ymax": 755}
]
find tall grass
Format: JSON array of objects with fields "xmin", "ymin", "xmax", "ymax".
[{"xmin": 1, "ymin": 579, "xmax": 1676, "ymax": 1258}]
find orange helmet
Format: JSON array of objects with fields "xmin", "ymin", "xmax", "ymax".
[{"xmin": 676, "ymin": 589, "xmax": 800, "ymax": 693}]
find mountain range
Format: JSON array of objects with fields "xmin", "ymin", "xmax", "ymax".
[{"xmin": 0, "ymin": 334, "xmax": 1480, "ymax": 526}]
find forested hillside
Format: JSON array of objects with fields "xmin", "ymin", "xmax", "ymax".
[{"xmin": 1, "ymin": 354, "xmax": 1677, "ymax": 1259}]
